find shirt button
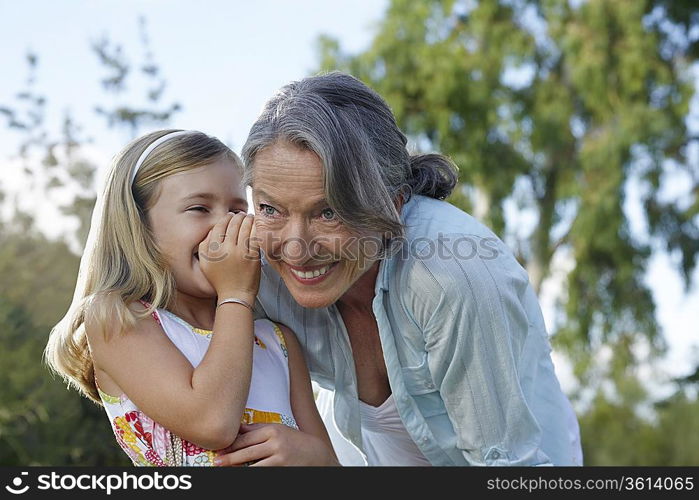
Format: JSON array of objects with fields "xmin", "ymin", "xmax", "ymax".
[
  {"xmin": 491, "ymin": 450, "xmax": 500, "ymax": 459},
  {"xmin": 425, "ymin": 382, "xmax": 435, "ymax": 390}
]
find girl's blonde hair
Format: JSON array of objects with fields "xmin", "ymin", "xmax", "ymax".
[{"xmin": 45, "ymin": 129, "xmax": 242, "ymax": 404}]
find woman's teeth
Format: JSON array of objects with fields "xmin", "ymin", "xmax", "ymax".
[{"xmin": 290, "ymin": 264, "xmax": 331, "ymax": 279}]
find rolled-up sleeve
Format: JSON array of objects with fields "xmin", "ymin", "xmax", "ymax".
[{"xmin": 405, "ymin": 234, "xmax": 553, "ymax": 465}]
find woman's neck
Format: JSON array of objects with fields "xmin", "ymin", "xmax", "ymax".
[{"xmin": 337, "ymin": 261, "xmax": 381, "ymax": 311}]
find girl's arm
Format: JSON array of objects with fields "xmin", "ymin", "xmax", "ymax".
[
  {"xmin": 89, "ymin": 300, "xmax": 252, "ymax": 451},
  {"xmin": 213, "ymin": 323, "xmax": 339, "ymax": 466},
  {"xmin": 88, "ymin": 212, "xmax": 259, "ymax": 451}
]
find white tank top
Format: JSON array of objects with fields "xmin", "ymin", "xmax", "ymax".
[
  {"xmin": 316, "ymin": 387, "xmax": 431, "ymax": 466},
  {"xmin": 98, "ymin": 306, "xmax": 296, "ymax": 466},
  {"xmin": 358, "ymin": 394, "xmax": 432, "ymax": 466}
]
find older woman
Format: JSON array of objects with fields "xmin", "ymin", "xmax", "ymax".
[{"xmin": 220, "ymin": 72, "xmax": 582, "ymax": 466}]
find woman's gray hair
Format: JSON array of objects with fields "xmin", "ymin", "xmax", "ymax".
[{"xmin": 241, "ymin": 71, "xmax": 458, "ymax": 254}]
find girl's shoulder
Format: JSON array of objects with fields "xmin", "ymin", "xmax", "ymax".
[
  {"xmin": 131, "ymin": 299, "xmax": 163, "ymax": 326},
  {"xmin": 84, "ymin": 294, "xmax": 162, "ymax": 345}
]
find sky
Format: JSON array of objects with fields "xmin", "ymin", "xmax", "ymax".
[
  {"xmin": 0, "ymin": 0, "xmax": 387, "ymax": 152},
  {"xmin": 1, "ymin": 0, "xmax": 697, "ymax": 395}
]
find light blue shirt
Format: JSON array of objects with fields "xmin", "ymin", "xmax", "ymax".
[{"xmin": 254, "ymin": 195, "xmax": 582, "ymax": 466}]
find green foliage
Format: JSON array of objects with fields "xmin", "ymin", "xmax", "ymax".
[
  {"xmin": 0, "ymin": 229, "xmax": 128, "ymax": 465},
  {"xmin": 92, "ymin": 16, "xmax": 181, "ymax": 138},
  {"xmin": 0, "ymin": 221, "xmax": 78, "ymax": 327},
  {"xmin": 653, "ymin": 390, "xmax": 699, "ymax": 465},
  {"xmin": 578, "ymin": 386, "xmax": 699, "ymax": 465},
  {"xmin": 578, "ymin": 391, "xmax": 660, "ymax": 465}
]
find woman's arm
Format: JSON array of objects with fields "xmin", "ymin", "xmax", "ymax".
[
  {"xmin": 213, "ymin": 323, "xmax": 339, "ymax": 466},
  {"xmin": 408, "ymin": 234, "xmax": 558, "ymax": 465}
]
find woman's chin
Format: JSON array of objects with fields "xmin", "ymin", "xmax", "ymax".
[{"xmin": 283, "ymin": 284, "xmax": 337, "ymax": 309}]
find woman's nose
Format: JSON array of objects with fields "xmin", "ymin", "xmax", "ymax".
[{"xmin": 278, "ymin": 218, "xmax": 314, "ymax": 264}]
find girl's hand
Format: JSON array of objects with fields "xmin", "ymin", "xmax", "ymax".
[
  {"xmin": 198, "ymin": 212, "xmax": 260, "ymax": 303},
  {"xmin": 214, "ymin": 423, "xmax": 340, "ymax": 466}
]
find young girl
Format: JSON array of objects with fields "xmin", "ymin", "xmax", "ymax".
[{"xmin": 45, "ymin": 129, "xmax": 336, "ymax": 466}]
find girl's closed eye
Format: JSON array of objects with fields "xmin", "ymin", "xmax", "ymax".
[{"xmin": 188, "ymin": 206, "xmax": 209, "ymax": 213}]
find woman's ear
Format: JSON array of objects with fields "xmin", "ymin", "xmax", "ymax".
[{"xmin": 393, "ymin": 193, "xmax": 405, "ymax": 214}]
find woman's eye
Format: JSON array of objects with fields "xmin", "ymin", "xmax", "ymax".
[
  {"xmin": 259, "ymin": 204, "xmax": 277, "ymax": 216},
  {"xmin": 188, "ymin": 206, "xmax": 208, "ymax": 213},
  {"xmin": 320, "ymin": 208, "xmax": 336, "ymax": 221}
]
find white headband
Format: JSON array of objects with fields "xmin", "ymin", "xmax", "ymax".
[{"xmin": 131, "ymin": 130, "xmax": 191, "ymax": 184}]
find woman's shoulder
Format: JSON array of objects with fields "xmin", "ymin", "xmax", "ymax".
[
  {"xmin": 402, "ymin": 195, "xmax": 499, "ymax": 242},
  {"xmin": 395, "ymin": 199, "xmax": 525, "ymax": 289}
]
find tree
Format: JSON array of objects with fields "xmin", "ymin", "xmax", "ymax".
[
  {"xmin": 0, "ymin": 231, "xmax": 129, "ymax": 466},
  {"xmin": 576, "ymin": 371, "xmax": 699, "ymax": 465},
  {"xmin": 93, "ymin": 16, "xmax": 181, "ymax": 139},
  {"xmin": 317, "ymin": 0, "xmax": 699, "ymax": 397}
]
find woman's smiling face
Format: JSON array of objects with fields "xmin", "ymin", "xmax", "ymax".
[{"xmin": 251, "ymin": 141, "xmax": 378, "ymax": 308}]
